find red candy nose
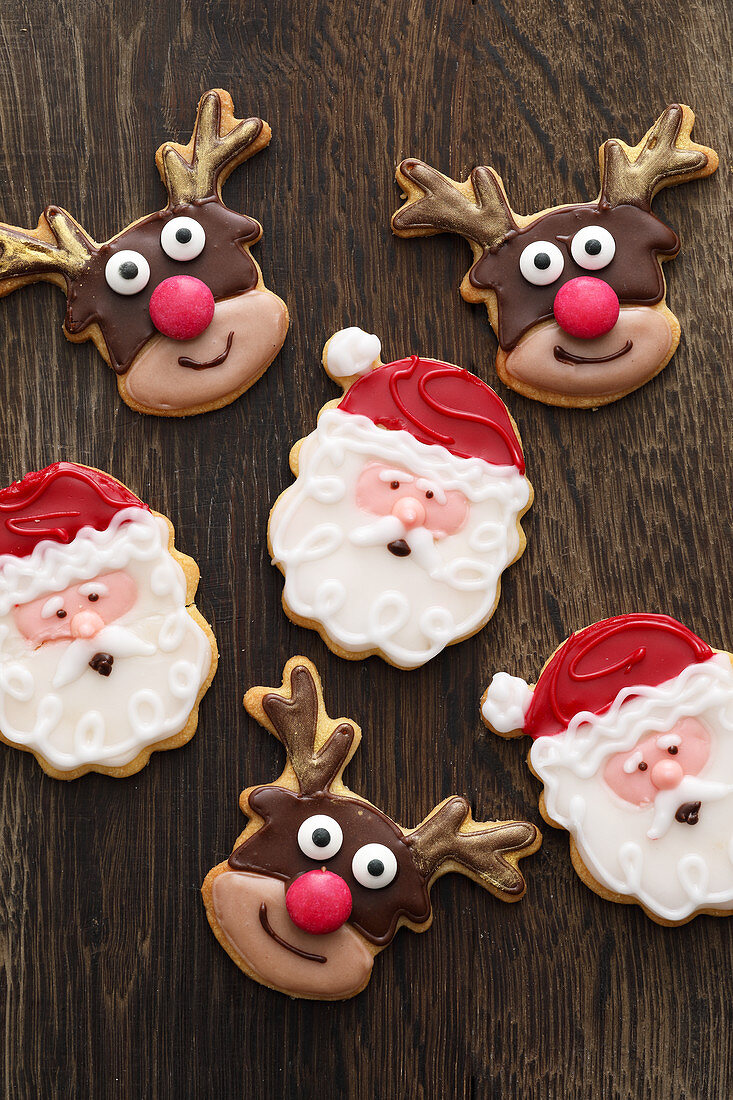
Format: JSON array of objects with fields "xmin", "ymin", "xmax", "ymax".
[
  {"xmin": 285, "ymin": 869, "xmax": 353, "ymax": 935},
  {"xmin": 149, "ymin": 276, "xmax": 215, "ymax": 340},
  {"xmin": 553, "ymin": 276, "xmax": 619, "ymax": 340}
]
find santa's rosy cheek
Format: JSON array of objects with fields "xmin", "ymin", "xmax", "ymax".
[
  {"xmin": 13, "ymin": 594, "xmax": 73, "ymax": 642},
  {"xmin": 603, "ymin": 752, "xmax": 656, "ymax": 805},
  {"xmin": 355, "ymin": 464, "xmax": 412, "ymax": 515},
  {"xmin": 87, "ymin": 571, "xmax": 138, "ymax": 623},
  {"xmin": 423, "ymin": 490, "xmax": 469, "ymax": 536},
  {"xmin": 663, "ymin": 718, "xmax": 711, "ymax": 773}
]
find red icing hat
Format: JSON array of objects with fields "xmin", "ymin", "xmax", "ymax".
[
  {"xmin": 0, "ymin": 462, "xmax": 148, "ymax": 558},
  {"xmin": 338, "ymin": 355, "xmax": 525, "ymax": 474},
  {"xmin": 525, "ymin": 613, "xmax": 714, "ymax": 739}
]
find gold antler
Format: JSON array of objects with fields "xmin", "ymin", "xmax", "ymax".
[
  {"xmin": 0, "ymin": 206, "xmax": 94, "ymax": 291},
  {"xmin": 392, "ymin": 159, "xmax": 517, "ymax": 248},
  {"xmin": 157, "ymin": 89, "xmax": 271, "ymax": 205},
  {"xmin": 407, "ymin": 795, "xmax": 539, "ymax": 898},
  {"xmin": 599, "ymin": 104, "xmax": 718, "ymax": 210},
  {"xmin": 244, "ymin": 660, "xmax": 358, "ymax": 796}
]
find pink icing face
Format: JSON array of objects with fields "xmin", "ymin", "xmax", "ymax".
[
  {"xmin": 354, "ymin": 463, "xmax": 469, "ymax": 538},
  {"xmin": 13, "ymin": 570, "xmax": 138, "ymax": 646},
  {"xmin": 603, "ymin": 718, "xmax": 711, "ymax": 806}
]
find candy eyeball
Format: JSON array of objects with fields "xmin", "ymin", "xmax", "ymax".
[
  {"xmin": 297, "ymin": 815, "xmax": 343, "ymax": 860},
  {"xmin": 519, "ymin": 240, "xmax": 564, "ymax": 286},
  {"xmin": 351, "ymin": 843, "xmax": 398, "ymax": 889},
  {"xmin": 570, "ymin": 225, "xmax": 616, "ymax": 270},
  {"xmin": 160, "ymin": 217, "xmax": 206, "ymax": 261},
  {"xmin": 104, "ymin": 250, "xmax": 151, "ymax": 295}
]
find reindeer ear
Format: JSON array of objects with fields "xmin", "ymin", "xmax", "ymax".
[{"xmin": 407, "ymin": 796, "xmax": 540, "ymax": 900}]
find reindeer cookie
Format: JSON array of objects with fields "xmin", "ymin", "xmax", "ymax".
[
  {"xmin": 268, "ymin": 327, "xmax": 532, "ymax": 669},
  {"xmin": 481, "ymin": 614, "xmax": 733, "ymax": 925},
  {"xmin": 203, "ymin": 657, "xmax": 539, "ymax": 999},
  {"xmin": 393, "ymin": 105, "xmax": 717, "ymax": 408},
  {"xmin": 0, "ymin": 89, "xmax": 289, "ymax": 416},
  {"xmin": 0, "ymin": 462, "xmax": 217, "ymax": 777}
]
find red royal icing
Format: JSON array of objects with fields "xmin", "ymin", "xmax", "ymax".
[
  {"xmin": 338, "ymin": 355, "xmax": 525, "ymax": 474},
  {"xmin": 0, "ymin": 462, "xmax": 148, "ymax": 558},
  {"xmin": 525, "ymin": 613, "xmax": 714, "ymax": 739}
]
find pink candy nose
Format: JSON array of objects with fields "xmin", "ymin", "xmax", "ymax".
[
  {"xmin": 70, "ymin": 610, "xmax": 105, "ymax": 639},
  {"xmin": 553, "ymin": 276, "xmax": 620, "ymax": 339},
  {"xmin": 148, "ymin": 276, "xmax": 215, "ymax": 340},
  {"xmin": 285, "ymin": 869, "xmax": 353, "ymax": 935},
  {"xmin": 651, "ymin": 759, "xmax": 684, "ymax": 790},
  {"xmin": 392, "ymin": 496, "xmax": 426, "ymax": 529}
]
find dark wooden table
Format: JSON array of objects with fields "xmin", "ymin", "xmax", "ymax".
[{"xmin": 0, "ymin": 1, "xmax": 730, "ymax": 1097}]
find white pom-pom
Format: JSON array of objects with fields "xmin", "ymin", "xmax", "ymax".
[
  {"xmin": 324, "ymin": 327, "xmax": 381, "ymax": 381},
  {"xmin": 481, "ymin": 672, "xmax": 532, "ymax": 734}
]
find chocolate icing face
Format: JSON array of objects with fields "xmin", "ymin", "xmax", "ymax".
[
  {"xmin": 66, "ymin": 197, "xmax": 260, "ymax": 372},
  {"xmin": 469, "ymin": 204, "xmax": 679, "ymax": 349},
  {"xmin": 229, "ymin": 786, "xmax": 432, "ymax": 946}
]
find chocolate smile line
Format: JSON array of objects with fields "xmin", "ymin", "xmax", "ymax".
[
  {"xmin": 178, "ymin": 330, "xmax": 234, "ymax": 370},
  {"xmin": 553, "ymin": 339, "xmax": 633, "ymax": 365},
  {"xmin": 258, "ymin": 902, "xmax": 327, "ymax": 963}
]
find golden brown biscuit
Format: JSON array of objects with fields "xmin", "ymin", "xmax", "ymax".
[
  {"xmin": 481, "ymin": 613, "xmax": 733, "ymax": 925},
  {"xmin": 203, "ymin": 656, "xmax": 540, "ymax": 999},
  {"xmin": 393, "ymin": 105, "xmax": 717, "ymax": 408},
  {"xmin": 0, "ymin": 461, "xmax": 217, "ymax": 777},
  {"xmin": 0, "ymin": 89, "xmax": 288, "ymax": 416}
]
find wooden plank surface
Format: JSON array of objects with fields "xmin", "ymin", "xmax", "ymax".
[{"xmin": 0, "ymin": 0, "xmax": 730, "ymax": 1096}]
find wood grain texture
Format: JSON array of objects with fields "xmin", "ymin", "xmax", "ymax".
[{"xmin": 0, "ymin": 0, "xmax": 730, "ymax": 1096}]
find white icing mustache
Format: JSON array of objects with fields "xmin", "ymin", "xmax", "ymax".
[
  {"xmin": 646, "ymin": 774, "xmax": 733, "ymax": 840},
  {"xmin": 349, "ymin": 517, "xmax": 444, "ymax": 575},
  {"xmin": 52, "ymin": 625, "xmax": 156, "ymax": 689}
]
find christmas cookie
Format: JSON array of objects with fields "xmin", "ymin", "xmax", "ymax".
[
  {"xmin": 0, "ymin": 462, "xmax": 217, "ymax": 777},
  {"xmin": 268, "ymin": 327, "xmax": 532, "ymax": 669},
  {"xmin": 393, "ymin": 105, "xmax": 717, "ymax": 408},
  {"xmin": 0, "ymin": 89, "xmax": 289, "ymax": 416},
  {"xmin": 203, "ymin": 656, "xmax": 540, "ymax": 999},
  {"xmin": 481, "ymin": 614, "xmax": 733, "ymax": 924}
]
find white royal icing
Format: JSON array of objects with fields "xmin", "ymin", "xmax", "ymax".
[
  {"xmin": 481, "ymin": 672, "xmax": 533, "ymax": 733},
  {"xmin": 269, "ymin": 407, "xmax": 530, "ymax": 669},
  {"xmin": 529, "ymin": 654, "xmax": 733, "ymax": 921},
  {"xmin": 0, "ymin": 510, "xmax": 212, "ymax": 771},
  {"xmin": 324, "ymin": 328, "xmax": 382, "ymax": 381}
]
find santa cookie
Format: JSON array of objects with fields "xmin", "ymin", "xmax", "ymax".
[
  {"xmin": 0, "ymin": 89, "xmax": 289, "ymax": 416},
  {"xmin": 268, "ymin": 327, "xmax": 532, "ymax": 669},
  {"xmin": 481, "ymin": 614, "xmax": 733, "ymax": 925},
  {"xmin": 393, "ymin": 105, "xmax": 717, "ymax": 408},
  {"xmin": 203, "ymin": 656, "xmax": 540, "ymax": 999},
  {"xmin": 0, "ymin": 462, "xmax": 217, "ymax": 777}
]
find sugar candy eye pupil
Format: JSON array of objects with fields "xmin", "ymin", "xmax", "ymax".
[
  {"xmin": 161, "ymin": 216, "xmax": 206, "ymax": 260},
  {"xmin": 519, "ymin": 240, "xmax": 564, "ymax": 286},
  {"xmin": 352, "ymin": 843, "xmax": 398, "ymax": 889},
  {"xmin": 104, "ymin": 249, "xmax": 150, "ymax": 295},
  {"xmin": 297, "ymin": 815, "xmax": 343, "ymax": 859},
  {"xmin": 571, "ymin": 225, "xmax": 615, "ymax": 270}
]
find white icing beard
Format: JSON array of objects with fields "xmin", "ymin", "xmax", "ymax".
[
  {"xmin": 268, "ymin": 408, "xmax": 530, "ymax": 668},
  {"xmin": 0, "ymin": 513, "xmax": 212, "ymax": 771},
  {"xmin": 530, "ymin": 655, "xmax": 733, "ymax": 921}
]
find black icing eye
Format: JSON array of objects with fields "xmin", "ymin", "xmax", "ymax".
[
  {"xmin": 570, "ymin": 225, "xmax": 616, "ymax": 270},
  {"xmin": 351, "ymin": 843, "xmax": 398, "ymax": 889},
  {"xmin": 297, "ymin": 815, "xmax": 343, "ymax": 860},
  {"xmin": 667, "ymin": 745, "xmax": 679, "ymax": 755},
  {"xmin": 160, "ymin": 216, "xmax": 206, "ymax": 261},
  {"xmin": 56, "ymin": 609, "xmax": 67, "ymax": 619},
  {"xmin": 638, "ymin": 761, "xmax": 648, "ymax": 772},
  {"xmin": 87, "ymin": 592, "xmax": 99, "ymax": 602},
  {"xmin": 519, "ymin": 240, "xmax": 564, "ymax": 286},
  {"xmin": 425, "ymin": 490, "xmax": 434, "ymax": 499},
  {"xmin": 390, "ymin": 481, "xmax": 400, "ymax": 490},
  {"xmin": 104, "ymin": 250, "xmax": 151, "ymax": 295}
]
